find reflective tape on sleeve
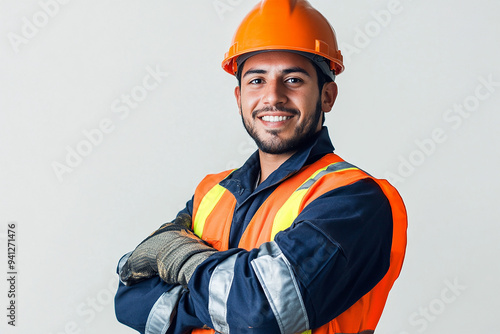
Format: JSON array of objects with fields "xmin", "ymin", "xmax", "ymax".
[
  {"xmin": 117, "ymin": 251, "xmax": 132, "ymax": 277},
  {"xmin": 208, "ymin": 254, "xmax": 238, "ymax": 333},
  {"xmin": 145, "ymin": 285, "xmax": 183, "ymax": 334},
  {"xmin": 250, "ymin": 241, "xmax": 309, "ymax": 334}
]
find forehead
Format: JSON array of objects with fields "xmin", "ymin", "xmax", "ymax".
[{"xmin": 241, "ymin": 51, "xmax": 316, "ymax": 75}]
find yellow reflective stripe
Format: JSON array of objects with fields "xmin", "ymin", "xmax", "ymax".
[
  {"xmin": 302, "ymin": 330, "xmax": 312, "ymax": 334},
  {"xmin": 194, "ymin": 185, "xmax": 227, "ymax": 238},
  {"xmin": 271, "ymin": 165, "xmax": 330, "ymax": 240},
  {"xmin": 271, "ymin": 187, "xmax": 310, "ymax": 240},
  {"xmin": 271, "ymin": 162, "xmax": 358, "ymax": 240},
  {"xmin": 193, "ymin": 170, "xmax": 236, "ymax": 238}
]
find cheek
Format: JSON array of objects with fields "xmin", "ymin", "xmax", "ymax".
[
  {"xmin": 291, "ymin": 92, "xmax": 317, "ymax": 112},
  {"xmin": 238, "ymin": 101, "xmax": 252, "ymax": 119},
  {"xmin": 240, "ymin": 93, "xmax": 260, "ymax": 112}
]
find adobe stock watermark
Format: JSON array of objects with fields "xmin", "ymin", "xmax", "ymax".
[
  {"xmin": 399, "ymin": 277, "xmax": 466, "ymax": 334},
  {"xmin": 47, "ymin": 275, "xmax": 119, "ymax": 334},
  {"xmin": 385, "ymin": 74, "xmax": 499, "ymax": 185},
  {"xmin": 340, "ymin": 0, "xmax": 405, "ymax": 65},
  {"xmin": 6, "ymin": 222, "xmax": 18, "ymax": 327},
  {"xmin": 51, "ymin": 65, "xmax": 169, "ymax": 183},
  {"xmin": 7, "ymin": 0, "xmax": 72, "ymax": 54},
  {"xmin": 214, "ymin": 0, "xmax": 405, "ymax": 55},
  {"xmin": 213, "ymin": 0, "xmax": 244, "ymax": 21},
  {"xmin": 225, "ymin": 137, "xmax": 257, "ymax": 170}
]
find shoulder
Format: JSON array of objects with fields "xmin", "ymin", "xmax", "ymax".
[
  {"xmin": 307, "ymin": 153, "xmax": 402, "ymax": 206},
  {"xmin": 302, "ymin": 178, "xmax": 392, "ymax": 219}
]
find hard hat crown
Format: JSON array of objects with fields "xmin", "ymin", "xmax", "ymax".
[{"xmin": 222, "ymin": 0, "xmax": 344, "ymax": 76}]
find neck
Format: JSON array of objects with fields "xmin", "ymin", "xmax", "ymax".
[{"xmin": 258, "ymin": 150, "xmax": 295, "ymax": 185}]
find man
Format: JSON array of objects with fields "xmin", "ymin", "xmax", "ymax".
[{"xmin": 115, "ymin": 1, "xmax": 407, "ymax": 333}]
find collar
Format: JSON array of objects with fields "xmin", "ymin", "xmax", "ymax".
[{"xmin": 220, "ymin": 127, "xmax": 335, "ymax": 202}]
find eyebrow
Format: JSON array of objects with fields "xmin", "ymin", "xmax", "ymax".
[{"xmin": 242, "ymin": 67, "xmax": 311, "ymax": 79}]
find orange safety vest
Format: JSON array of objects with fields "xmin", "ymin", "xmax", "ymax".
[{"xmin": 191, "ymin": 153, "xmax": 407, "ymax": 334}]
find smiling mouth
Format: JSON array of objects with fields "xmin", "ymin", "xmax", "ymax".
[{"xmin": 260, "ymin": 115, "xmax": 293, "ymax": 122}]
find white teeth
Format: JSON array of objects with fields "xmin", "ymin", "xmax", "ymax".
[{"xmin": 261, "ymin": 115, "xmax": 291, "ymax": 122}]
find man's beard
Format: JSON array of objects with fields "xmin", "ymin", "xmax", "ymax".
[{"xmin": 240, "ymin": 98, "xmax": 323, "ymax": 155}]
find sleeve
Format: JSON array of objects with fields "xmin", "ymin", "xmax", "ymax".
[
  {"xmin": 178, "ymin": 178, "xmax": 393, "ymax": 333},
  {"xmin": 115, "ymin": 198, "xmax": 208, "ymax": 334},
  {"xmin": 114, "ymin": 271, "xmax": 183, "ymax": 333}
]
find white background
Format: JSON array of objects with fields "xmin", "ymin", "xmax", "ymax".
[{"xmin": 1, "ymin": 0, "xmax": 499, "ymax": 333}]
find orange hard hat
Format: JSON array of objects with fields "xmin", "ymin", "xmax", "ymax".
[{"xmin": 222, "ymin": 0, "xmax": 344, "ymax": 77}]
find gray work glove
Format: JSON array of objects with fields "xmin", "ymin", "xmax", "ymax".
[{"xmin": 119, "ymin": 213, "xmax": 216, "ymax": 287}]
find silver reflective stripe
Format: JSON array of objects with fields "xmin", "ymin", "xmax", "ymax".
[
  {"xmin": 117, "ymin": 252, "xmax": 133, "ymax": 279},
  {"xmin": 298, "ymin": 161, "xmax": 358, "ymax": 191},
  {"xmin": 208, "ymin": 254, "xmax": 238, "ymax": 333},
  {"xmin": 251, "ymin": 241, "xmax": 309, "ymax": 334},
  {"xmin": 145, "ymin": 285, "xmax": 183, "ymax": 334}
]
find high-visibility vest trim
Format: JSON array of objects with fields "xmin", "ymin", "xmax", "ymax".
[
  {"xmin": 192, "ymin": 169, "xmax": 236, "ymax": 251},
  {"xmin": 271, "ymin": 160, "xmax": 359, "ymax": 241},
  {"xmin": 191, "ymin": 153, "xmax": 407, "ymax": 334}
]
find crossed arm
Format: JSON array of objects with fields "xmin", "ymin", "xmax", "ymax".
[{"xmin": 115, "ymin": 179, "xmax": 393, "ymax": 334}]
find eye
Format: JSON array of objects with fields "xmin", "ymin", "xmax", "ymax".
[
  {"xmin": 249, "ymin": 78, "xmax": 263, "ymax": 85},
  {"xmin": 285, "ymin": 77, "xmax": 302, "ymax": 84}
]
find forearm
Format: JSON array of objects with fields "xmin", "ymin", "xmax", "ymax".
[
  {"xmin": 185, "ymin": 248, "xmax": 282, "ymax": 333},
  {"xmin": 115, "ymin": 251, "xmax": 181, "ymax": 333},
  {"xmin": 115, "ymin": 180, "xmax": 393, "ymax": 333},
  {"xmin": 115, "ymin": 199, "xmax": 201, "ymax": 333},
  {"xmin": 182, "ymin": 179, "xmax": 393, "ymax": 332}
]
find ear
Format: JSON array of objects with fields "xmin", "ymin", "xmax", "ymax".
[
  {"xmin": 321, "ymin": 82, "xmax": 338, "ymax": 113},
  {"xmin": 234, "ymin": 86, "xmax": 242, "ymax": 115}
]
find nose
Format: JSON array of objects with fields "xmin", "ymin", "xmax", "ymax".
[{"xmin": 262, "ymin": 79, "xmax": 287, "ymax": 106}]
